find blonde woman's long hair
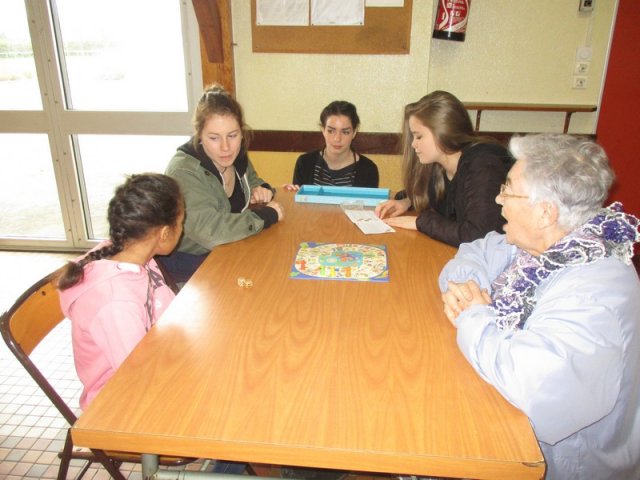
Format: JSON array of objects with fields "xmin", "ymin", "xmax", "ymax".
[{"xmin": 401, "ymin": 91, "xmax": 490, "ymax": 211}]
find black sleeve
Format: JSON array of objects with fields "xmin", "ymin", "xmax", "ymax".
[
  {"xmin": 253, "ymin": 206, "xmax": 279, "ymax": 229},
  {"xmin": 394, "ymin": 190, "xmax": 407, "ymax": 200},
  {"xmin": 416, "ymin": 148, "xmax": 510, "ymax": 246},
  {"xmin": 293, "ymin": 152, "xmax": 316, "ymax": 185},
  {"xmin": 353, "ymin": 155, "xmax": 379, "ymax": 188}
]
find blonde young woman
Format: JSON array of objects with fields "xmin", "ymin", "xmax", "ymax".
[{"xmin": 159, "ymin": 84, "xmax": 284, "ymax": 283}]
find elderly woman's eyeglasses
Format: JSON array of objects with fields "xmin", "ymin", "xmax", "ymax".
[{"xmin": 498, "ymin": 184, "xmax": 529, "ymax": 200}]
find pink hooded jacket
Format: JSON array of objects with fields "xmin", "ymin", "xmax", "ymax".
[{"xmin": 59, "ymin": 256, "xmax": 175, "ymax": 410}]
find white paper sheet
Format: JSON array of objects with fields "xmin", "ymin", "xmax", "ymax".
[
  {"xmin": 366, "ymin": 0, "xmax": 404, "ymax": 6},
  {"xmin": 311, "ymin": 0, "xmax": 365, "ymax": 25},
  {"xmin": 344, "ymin": 209, "xmax": 395, "ymax": 235},
  {"xmin": 256, "ymin": 0, "xmax": 309, "ymax": 26}
]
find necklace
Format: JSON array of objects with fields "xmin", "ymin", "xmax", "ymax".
[{"xmin": 219, "ymin": 167, "xmax": 237, "ymax": 196}]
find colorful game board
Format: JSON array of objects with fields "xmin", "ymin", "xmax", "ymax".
[{"xmin": 290, "ymin": 242, "xmax": 389, "ymax": 282}]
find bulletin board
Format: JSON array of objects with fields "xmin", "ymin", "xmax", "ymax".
[{"xmin": 251, "ymin": 0, "xmax": 412, "ymax": 55}]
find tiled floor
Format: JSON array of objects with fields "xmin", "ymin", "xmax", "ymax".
[
  {"xmin": 0, "ymin": 251, "xmax": 139, "ymax": 479},
  {"xmin": 0, "ymin": 251, "xmax": 395, "ymax": 480},
  {"xmin": 0, "ymin": 251, "xmax": 230, "ymax": 479}
]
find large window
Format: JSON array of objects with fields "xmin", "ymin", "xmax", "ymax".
[
  {"xmin": 0, "ymin": 2, "xmax": 41, "ymax": 110},
  {"xmin": 55, "ymin": 0, "xmax": 188, "ymax": 112},
  {"xmin": 0, "ymin": 0, "xmax": 201, "ymax": 250},
  {"xmin": 0, "ymin": 134, "xmax": 64, "ymax": 238}
]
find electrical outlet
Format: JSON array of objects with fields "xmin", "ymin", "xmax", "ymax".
[
  {"xmin": 575, "ymin": 62, "xmax": 590, "ymax": 74},
  {"xmin": 575, "ymin": 61, "xmax": 590, "ymax": 74},
  {"xmin": 573, "ymin": 76, "xmax": 588, "ymax": 89},
  {"xmin": 579, "ymin": 0, "xmax": 594, "ymax": 12}
]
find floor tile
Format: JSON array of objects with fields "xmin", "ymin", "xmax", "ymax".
[
  {"xmin": 26, "ymin": 463, "xmax": 50, "ymax": 477},
  {"xmin": 8, "ymin": 461, "xmax": 32, "ymax": 477},
  {"xmin": 0, "ymin": 461, "xmax": 17, "ymax": 475},
  {"xmin": 5, "ymin": 448, "xmax": 27, "ymax": 462}
]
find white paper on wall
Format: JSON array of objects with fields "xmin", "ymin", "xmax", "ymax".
[
  {"xmin": 256, "ymin": 0, "xmax": 309, "ymax": 26},
  {"xmin": 311, "ymin": 0, "xmax": 365, "ymax": 26},
  {"xmin": 365, "ymin": 0, "xmax": 404, "ymax": 6}
]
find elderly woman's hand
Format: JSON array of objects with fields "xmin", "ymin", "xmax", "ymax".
[{"xmin": 442, "ymin": 280, "xmax": 491, "ymax": 326}]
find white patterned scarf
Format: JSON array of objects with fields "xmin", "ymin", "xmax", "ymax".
[{"xmin": 491, "ymin": 202, "xmax": 640, "ymax": 330}]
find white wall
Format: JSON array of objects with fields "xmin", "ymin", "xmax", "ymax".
[{"xmin": 231, "ymin": 0, "xmax": 616, "ymax": 134}]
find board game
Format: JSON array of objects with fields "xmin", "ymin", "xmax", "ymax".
[
  {"xmin": 294, "ymin": 185, "xmax": 390, "ymax": 207},
  {"xmin": 290, "ymin": 242, "xmax": 389, "ymax": 282}
]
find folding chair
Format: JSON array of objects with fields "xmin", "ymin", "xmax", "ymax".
[{"xmin": 0, "ymin": 270, "xmax": 195, "ymax": 480}]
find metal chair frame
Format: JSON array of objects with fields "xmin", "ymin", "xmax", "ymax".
[{"xmin": 0, "ymin": 270, "xmax": 194, "ymax": 480}]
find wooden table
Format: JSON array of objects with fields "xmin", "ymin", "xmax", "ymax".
[{"xmin": 72, "ymin": 191, "xmax": 544, "ymax": 480}]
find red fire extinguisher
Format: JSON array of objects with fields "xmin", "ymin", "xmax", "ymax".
[{"xmin": 433, "ymin": 0, "xmax": 471, "ymax": 42}]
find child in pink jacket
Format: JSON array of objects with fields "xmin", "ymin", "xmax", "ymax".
[{"xmin": 57, "ymin": 174, "xmax": 184, "ymax": 410}]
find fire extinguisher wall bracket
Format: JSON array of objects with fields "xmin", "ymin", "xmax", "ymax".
[{"xmin": 433, "ymin": 0, "xmax": 471, "ymax": 42}]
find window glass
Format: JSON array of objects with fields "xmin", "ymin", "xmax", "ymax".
[
  {"xmin": 0, "ymin": 0, "xmax": 42, "ymax": 110},
  {"xmin": 0, "ymin": 134, "xmax": 65, "ymax": 238},
  {"xmin": 56, "ymin": 0, "xmax": 188, "ymax": 111},
  {"xmin": 76, "ymin": 135, "xmax": 189, "ymax": 238}
]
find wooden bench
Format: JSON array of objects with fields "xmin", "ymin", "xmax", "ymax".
[{"xmin": 463, "ymin": 102, "xmax": 597, "ymax": 134}]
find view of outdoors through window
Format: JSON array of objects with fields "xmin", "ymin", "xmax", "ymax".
[
  {"xmin": 56, "ymin": 0, "xmax": 187, "ymax": 111},
  {"xmin": 0, "ymin": 2, "xmax": 41, "ymax": 110},
  {"xmin": 0, "ymin": 134, "xmax": 66, "ymax": 238},
  {"xmin": 1, "ymin": 0, "xmax": 191, "ymax": 244}
]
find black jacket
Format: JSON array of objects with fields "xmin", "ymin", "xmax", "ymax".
[{"xmin": 416, "ymin": 143, "xmax": 513, "ymax": 247}]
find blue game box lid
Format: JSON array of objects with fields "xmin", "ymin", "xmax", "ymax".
[{"xmin": 294, "ymin": 185, "xmax": 390, "ymax": 207}]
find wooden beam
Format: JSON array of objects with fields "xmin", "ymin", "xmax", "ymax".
[{"xmin": 192, "ymin": 0, "xmax": 223, "ymax": 63}]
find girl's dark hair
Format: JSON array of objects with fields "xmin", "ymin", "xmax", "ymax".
[
  {"xmin": 401, "ymin": 90, "xmax": 496, "ymax": 211},
  {"xmin": 57, "ymin": 173, "xmax": 183, "ymax": 290},
  {"xmin": 192, "ymin": 83, "xmax": 252, "ymax": 150},
  {"xmin": 320, "ymin": 100, "xmax": 361, "ymax": 131}
]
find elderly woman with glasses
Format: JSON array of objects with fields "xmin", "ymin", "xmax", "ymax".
[{"xmin": 438, "ymin": 133, "xmax": 640, "ymax": 480}]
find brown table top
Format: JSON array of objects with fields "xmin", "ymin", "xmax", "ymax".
[{"xmin": 72, "ymin": 191, "xmax": 544, "ymax": 480}]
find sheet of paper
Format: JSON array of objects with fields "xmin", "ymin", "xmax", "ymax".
[
  {"xmin": 366, "ymin": 0, "xmax": 404, "ymax": 6},
  {"xmin": 311, "ymin": 0, "xmax": 365, "ymax": 25},
  {"xmin": 256, "ymin": 0, "xmax": 309, "ymax": 26},
  {"xmin": 344, "ymin": 209, "xmax": 395, "ymax": 235}
]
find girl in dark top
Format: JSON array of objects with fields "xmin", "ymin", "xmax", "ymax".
[
  {"xmin": 375, "ymin": 90, "xmax": 513, "ymax": 246},
  {"xmin": 285, "ymin": 101, "xmax": 379, "ymax": 190}
]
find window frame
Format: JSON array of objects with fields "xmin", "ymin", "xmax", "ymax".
[{"xmin": 0, "ymin": 0, "xmax": 203, "ymax": 251}]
